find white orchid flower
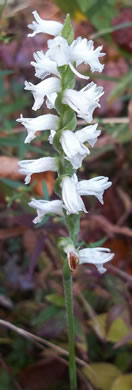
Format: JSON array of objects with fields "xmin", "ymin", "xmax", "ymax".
[
  {"xmin": 19, "ymin": 157, "xmax": 57, "ymax": 185},
  {"xmin": 78, "ymin": 247, "xmax": 114, "ymax": 273},
  {"xmin": 64, "ymin": 244, "xmax": 114, "ymax": 273},
  {"xmin": 31, "ymin": 51, "xmax": 60, "ymax": 79},
  {"xmin": 63, "ymin": 82, "xmax": 104, "ymax": 122},
  {"xmin": 28, "ymin": 10, "xmax": 63, "ymax": 37},
  {"xmin": 70, "ymin": 37, "xmax": 105, "ymax": 73},
  {"xmin": 61, "ymin": 176, "xmax": 87, "ymax": 215},
  {"xmin": 16, "ymin": 114, "xmax": 59, "ymax": 143},
  {"xmin": 24, "ymin": 77, "xmax": 61, "ymax": 111},
  {"xmin": 29, "ymin": 198, "xmax": 64, "ymax": 223},
  {"xmin": 61, "ymin": 174, "xmax": 111, "ymax": 214},
  {"xmin": 60, "ymin": 130, "xmax": 90, "ymax": 169},
  {"xmin": 60, "ymin": 125, "xmax": 101, "ymax": 168},
  {"xmin": 77, "ymin": 176, "xmax": 112, "ymax": 204},
  {"xmin": 75, "ymin": 124, "xmax": 101, "ymax": 147},
  {"xmin": 47, "ymin": 36, "xmax": 104, "ymax": 79},
  {"xmin": 47, "ymin": 36, "xmax": 89, "ymax": 79}
]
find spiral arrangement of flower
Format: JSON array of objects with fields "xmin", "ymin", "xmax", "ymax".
[{"xmin": 17, "ymin": 12, "xmax": 114, "ymax": 389}]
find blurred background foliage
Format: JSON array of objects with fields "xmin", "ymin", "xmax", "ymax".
[{"xmin": 0, "ymin": 0, "xmax": 132, "ymax": 389}]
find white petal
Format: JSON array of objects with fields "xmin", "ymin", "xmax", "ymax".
[
  {"xmin": 28, "ymin": 11, "xmax": 63, "ymax": 37},
  {"xmin": 46, "ymin": 92, "xmax": 57, "ymax": 109},
  {"xmin": 76, "ymin": 124, "xmax": 101, "ymax": 147},
  {"xmin": 31, "ymin": 51, "xmax": 60, "ymax": 79},
  {"xmin": 63, "ymin": 82, "xmax": 104, "ymax": 122},
  {"xmin": 79, "ymin": 247, "xmax": 114, "ymax": 273},
  {"xmin": 61, "ymin": 176, "xmax": 87, "ymax": 215},
  {"xmin": 24, "ymin": 77, "xmax": 61, "ymax": 111},
  {"xmin": 16, "ymin": 114, "xmax": 59, "ymax": 143},
  {"xmin": 60, "ymin": 130, "xmax": 89, "ymax": 169},
  {"xmin": 48, "ymin": 129, "xmax": 56, "ymax": 144},
  {"xmin": 29, "ymin": 198, "xmax": 64, "ymax": 223},
  {"xmin": 77, "ymin": 176, "xmax": 112, "ymax": 204},
  {"xmin": 70, "ymin": 37, "xmax": 105, "ymax": 73},
  {"xmin": 47, "ymin": 36, "xmax": 70, "ymax": 66},
  {"xmin": 19, "ymin": 157, "xmax": 57, "ymax": 184}
]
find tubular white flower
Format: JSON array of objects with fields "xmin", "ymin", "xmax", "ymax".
[
  {"xmin": 28, "ymin": 10, "xmax": 63, "ymax": 37},
  {"xmin": 70, "ymin": 37, "xmax": 105, "ymax": 73},
  {"xmin": 16, "ymin": 114, "xmax": 59, "ymax": 143},
  {"xmin": 63, "ymin": 82, "xmax": 104, "ymax": 122},
  {"xmin": 24, "ymin": 77, "xmax": 61, "ymax": 111},
  {"xmin": 61, "ymin": 176, "xmax": 87, "ymax": 215},
  {"xmin": 60, "ymin": 130, "xmax": 90, "ymax": 169},
  {"xmin": 77, "ymin": 176, "xmax": 112, "ymax": 204},
  {"xmin": 31, "ymin": 51, "xmax": 60, "ymax": 79},
  {"xmin": 19, "ymin": 157, "xmax": 57, "ymax": 185},
  {"xmin": 29, "ymin": 198, "xmax": 64, "ymax": 224},
  {"xmin": 78, "ymin": 247, "xmax": 114, "ymax": 273},
  {"xmin": 47, "ymin": 36, "xmax": 89, "ymax": 80},
  {"xmin": 76, "ymin": 124, "xmax": 101, "ymax": 147}
]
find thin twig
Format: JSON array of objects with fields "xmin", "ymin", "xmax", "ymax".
[
  {"xmin": 78, "ymin": 117, "xmax": 129, "ymax": 126},
  {"xmin": 0, "ymin": 319, "xmax": 86, "ymax": 367}
]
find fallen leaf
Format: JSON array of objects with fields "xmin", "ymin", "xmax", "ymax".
[
  {"xmin": 111, "ymin": 375, "xmax": 132, "ymax": 390},
  {"xmin": 83, "ymin": 363, "xmax": 121, "ymax": 390},
  {"xmin": 32, "ymin": 171, "xmax": 55, "ymax": 197}
]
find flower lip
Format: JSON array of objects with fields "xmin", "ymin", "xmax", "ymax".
[
  {"xmin": 63, "ymin": 82, "xmax": 104, "ymax": 122},
  {"xmin": 31, "ymin": 51, "xmax": 60, "ymax": 79},
  {"xmin": 24, "ymin": 77, "xmax": 61, "ymax": 111},
  {"xmin": 78, "ymin": 247, "xmax": 114, "ymax": 273},
  {"xmin": 77, "ymin": 176, "xmax": 112, "ymax": 204},
  {"xmin": 29, "ymin": 198, "xmax": 64, "ymax": 223},
  {"xmin": 60, "ymin": 130, "xmax": 90, "ymax": 169},
  {"xmin": 28, "ymin": 10, "xmax": 63, "ymax": 37},
  {"xmin": 19, "ymin": 156, "xmax": 57, "ymax": 184},
  {"xmin": 16, "ymin": 113, "xmax": 59, "ymax": 143}
]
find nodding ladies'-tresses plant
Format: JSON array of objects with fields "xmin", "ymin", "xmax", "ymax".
[{"xmin": 18, "ymin": 12, "xmax": 114, "ymax": 390}]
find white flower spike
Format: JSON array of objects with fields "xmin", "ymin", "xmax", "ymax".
[
  {"xmin": 16, "ymin": 114, "xmax": 59, "ymax": 143},
  {"xmin": 24, "ymin": 77, "xmax": 61, "ymax": 111},
  {"xmin": 78, "ymin": 247, "xmax": 114, "ymax": 273},
  {"xmin": 29, "ymin": 198, "xmax": 64, "ymax": 224},
  {"xmin": 77, "ymin": 176, "xmax": 112, "ymax": 204},
  {"xmin": 28, "ymin": 11, "xmax": 63, "ymax": 38},
  {"xmin": 31, "ymin": 51, "xmax": 60, "ymax": 79},
  {"xmin": 63, "ymin": 82, "xmax": 104, "ymax": 122},
  {"xmin": 61, "ymin": 176, "xmax": 87, "ymax": 215},
  {"xmin": 19, "ymin": 157, "xmax": 57, "ymax": 184}
]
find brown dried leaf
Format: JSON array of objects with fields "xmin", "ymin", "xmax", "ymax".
[{"xmin": 32, "ymin": 171, "xmax": 55, "ymax": 197}]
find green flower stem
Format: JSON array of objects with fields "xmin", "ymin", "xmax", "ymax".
[{"xmin": 63, "ymin": 259, "xmax": 77, "ymax": 390}]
